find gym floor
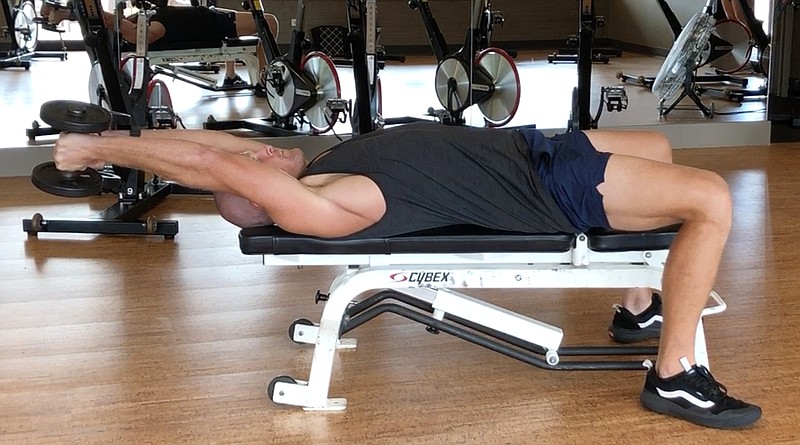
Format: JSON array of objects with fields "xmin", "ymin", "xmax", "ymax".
[{"xmin": 1, "ymin": 50, "xmax": 799, "ymax": 444}]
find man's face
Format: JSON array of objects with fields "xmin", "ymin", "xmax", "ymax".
[{"xmin": 248, "ymin": 146, "xmax": 307, "ymax": 178}]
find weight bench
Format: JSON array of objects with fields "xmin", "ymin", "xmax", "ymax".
[
  {"xmin": 239, "ymin": 224, "xmax": 726, "ymax": 411},
  {"xmin": 144, "ymin": 36, "xmax": 260, "ymax": 92}
]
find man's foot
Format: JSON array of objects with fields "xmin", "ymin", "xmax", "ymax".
[
  {"xmin": 640, "ymin": 358, "xmax": 761, "ymax": 429},
  {"xmin": 608, "ymin": 293, "xmax": 662, "ymax": 343},
  {"xmin": 254, "ymin": 84, "xmax": 267, "ymax": 97},
  {"xmin": 222, "ymin": 74, "xmax": 247, "ymax": 87}
]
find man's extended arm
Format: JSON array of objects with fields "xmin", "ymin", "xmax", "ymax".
[
  {"xmin": 53, "ymin": 134, "xmax": 378, "ymax": 237},
  {"xmin": 105, "ymin": 129, "xmax": 279, "ymax": 155}
]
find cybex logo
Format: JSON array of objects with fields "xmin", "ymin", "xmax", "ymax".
[{"xmin": 389, "ymin": 272, "xmax": 451, "ymax": 284}]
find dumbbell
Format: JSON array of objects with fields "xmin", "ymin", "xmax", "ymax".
[{"xmin": 30, "ymin": 100, "xmax": 112, "ymax": 198}]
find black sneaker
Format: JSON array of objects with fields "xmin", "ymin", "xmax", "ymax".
[
  {"xmin": 640, "ymin": 359, "xmax": 762, "ymax": 429},
  {"xmin": 254, "ymin": 84, "xmax": 268, "ymax": 98},
  {"xmin": 222, "ymin": 74, "xmax": 247, "ymax": 87},
  {"xmin": 608, "ymin": 293, "xmax": 662, "ymax": 343}
]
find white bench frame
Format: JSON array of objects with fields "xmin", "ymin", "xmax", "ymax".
[{"xmin": 255, "ymin": 233, "xmax": 726, "ymax": 411}]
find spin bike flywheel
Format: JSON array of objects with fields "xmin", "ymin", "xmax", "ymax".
[
  {"xmin": 264, "ymin": 53, "xmax": 341, "ymax": 133},
  {"xmin": 300, "ymin": 51, "xmax": 341, "ymax": 133},
  {"xmin": 703, "ymin": 19, "xmax": 753, "ymax": 74},
  {"xmin": 13, "ymin": 0, "xmax": 38, "ymax": 52},
  {"xmin": 435, "ymin": 56, "xmax": 471, "ymax": 113},
  {"xmin": 475, "ymin": 47, "xmax": 520, "ymax": 127},
  {"xmin": 264, "ymin": 59, "xmax": 297, "ymax": 118}
]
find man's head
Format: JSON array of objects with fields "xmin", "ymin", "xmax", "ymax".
[
  {"xmin": 213, "ymin": 145, "xmax": 308, "ymax": 228},
  {"xmin": 247, "ymin": 146, "xmax": 308, "ymax": 178}
]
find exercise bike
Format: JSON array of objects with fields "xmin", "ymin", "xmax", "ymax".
[
  {"xmin": 23, "ymin": 0, "xmax": 201, "ymax": 239},
  {"xmin": 568, "ymin": 0, "xmax": 629, "ymax": 132},
  {"xmin": 204, "ymin": 0, "xmax": 342, "ymax": 135},
  {"xmin": 735, "ymin": 0, "xmax": 799, "ymax": 77},
  {"xmin": 344, "ymin": 0, "xmax": 427, "ymax": 134},
  {"xmin": 409, "ymin": 0, "xmax": 520, "ymax": 127},
  {"xmin": 1, "ymin": 0, "xmax": 35, "ymax": 68}
]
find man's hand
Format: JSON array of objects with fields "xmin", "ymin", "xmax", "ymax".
[{"xmin": 53, "ymin": 133, "xmax": 107, "ymax": 172}]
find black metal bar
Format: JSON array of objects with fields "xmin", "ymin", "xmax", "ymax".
[
  {"xmin": 346, "ymin": 0, "xmax": 376, "ymax": 134},
  {"xmin": 246, "ymin": 0, "xmax": 281, "ymax": 61},
  {"xmin": 576, "ymin": 0, "xmax": 595, "ymax": 131},
  {"xmin": 344, "ymin": 303, "xmax": 650, "ymax": 371},
  {"xmin": 203, "ymin": 117, "xmax": 300, "ymax": 136},
  {"xmin": 411, "ymin": 0, "xmax": 448, "ymax": 62},
  {"xmin": 656, "ymin": 0, "xmax": 684, "ymax": 40},
  {"xmin": 22, "ymin": 217, "xmax": 179, "ymax": 237}
]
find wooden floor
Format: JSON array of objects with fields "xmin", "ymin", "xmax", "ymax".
[{"xmin": 2, "ymin": 142, "xmax": 800, "ymax": 443}]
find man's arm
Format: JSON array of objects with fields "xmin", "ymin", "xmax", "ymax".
[
  {"xmin": 105, "ymin": 129, "xmax": 279, "ymax": 155},
  {"xmin": 53, "ymin": 134, "xmax": 379, "ymax": 237}
]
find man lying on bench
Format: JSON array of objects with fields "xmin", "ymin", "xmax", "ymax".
[
  {"xmin": 41, "ymin": 1, "xmax": 278, "ymax": 89},
  {"xmin": 51, "ymin": 123, "xmax": 761, "ymax": 429}
]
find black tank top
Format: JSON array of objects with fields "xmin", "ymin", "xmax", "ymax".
[
  {"xmin": 302, "ymin": 123, "xmax": 575, "ymax": 238},
  {"xmin": 150, "ymin": 7, "xmax": 223, "ymax": 46}
]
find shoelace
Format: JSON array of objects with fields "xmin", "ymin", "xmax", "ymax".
[{"xmin": 687, "ymin": 365, "xmax": 728, "ymax": 401}]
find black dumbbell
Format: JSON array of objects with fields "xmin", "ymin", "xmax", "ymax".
[{"xmin": 30, "ymin": 100, "xmax": 112, "ymax": 198}]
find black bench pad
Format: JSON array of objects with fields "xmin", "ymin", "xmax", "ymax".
[{"xmin": 239, "ymin": 225, "xmax": 681, "ymax": 256}]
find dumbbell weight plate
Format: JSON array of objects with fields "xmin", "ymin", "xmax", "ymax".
[
  {"xmin": 31, "ymin": 162, "xmax": 103, "ymax": 197},
  {"xmin": 39, "ymin": 100, "xmax": 112, "ymax": 133}
]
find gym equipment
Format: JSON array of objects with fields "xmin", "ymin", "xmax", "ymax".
[
  {"xmin": 23, "ymin": 99, "xmax": 195, "ymax": 238},
  {"xmin": 344, "ymin": 0, "xmax": 426, "ymax": 134},
  {"xmin": 203, "ymin": 0, "xmax": 342, "ymax": 135},
  {"xmin": 617, "ymin": 0, "xmax": 750, "ymax": 89},
  {"xmin": 735, "ymin": 0, "xmax": 799, "ymax": 77},
  {"xmin": 22, "ymin": 0, "xmax": 202, "ymax": 239},
  {"xmin": 409, "ymin": 0, "xmax": 520, "ymax": 127},
  {"xmin": 1, "ymin": 0, "xmax": 33, "ymax": 68},
  {"xmin": 1, "ymin": 0, "xmax": 68, "ymax": 68},
  {"xmin": 30, "ymin": 101, "xmax": 110, "ymax": 198},
  {"xmin": 547, "ymin": 10, "xmax": 621, "ymax": 65},
  {"xmin": 147, "ymin": 37, "xmax": 261, "ymax": 93},
  {"xmin": 345, "ymin": 0, "xmax": 383, "ymax": 134},
  {"xmin": 651, "ymin": 0, "xmax": 717, "ymax": 117},
  {"xmin": 567, "ymin": 0, "xmax": 628, "ymax": 131},
  {"xmin": 237, "ymin": 224, "xmax": 726, "ymax": 410},
  {"xmin": 28, "ymin": 0, "xmax": 178, "ymax": 140}
]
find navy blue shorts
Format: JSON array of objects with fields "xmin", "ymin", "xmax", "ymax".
[
  {"xmin": 519, "ymin": 129, "xmax": 611, "ymax": 232},
  {"xmin": 210, "ymin": 8, "xmax": 238, "ymax": 39}
]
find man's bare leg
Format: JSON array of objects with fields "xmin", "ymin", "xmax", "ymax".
[
  {"xmin": 586, "ymin": 130, "xmax": 760, "ymax": 428},
  {"xmin": 587, "ymin": 131, "xmax": 672, "ymax": 321}
]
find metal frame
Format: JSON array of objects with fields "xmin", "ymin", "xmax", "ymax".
[
  {"xmin": 148, "ymin": 38, "xmax": 260, "ymax": 92},
  {"xmin": 258, "ymin": 235, "xmax": 726, "ymax": 411},
  {"xmin": 410, "ymin": 0, "xmax": 518, "ymax": 127},
  {"xmin": 22, "ymin": 0, "xmax": 206, "ymax": 239},
  {"xmin": 1, "ymin": 0, "xmax": 33, "ymax": 68},
  {"xmin": 204, "ymin": 0, "xmax": 342, "ymax": 136}
]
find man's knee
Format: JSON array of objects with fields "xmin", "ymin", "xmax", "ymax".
[{"xmin": 693, "ymin": 171, "xmax": 732, "ymax": 230}]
